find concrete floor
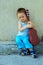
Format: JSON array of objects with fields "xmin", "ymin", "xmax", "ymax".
[
  {"xmin": 0, "ymin": 54, "xmax": 43, "ymax": 65},
  {"xmin": 0, "ymin": 41, "xmax": 43, "ymax": 65}
]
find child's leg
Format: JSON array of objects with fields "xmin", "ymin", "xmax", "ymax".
[
  {"xmin": 22, "ymin": 36, "xmax": 37, "ymax": 58},
  {"xmin": 23, "ymin": 36, "xmax": 33, "ymax": 49},
  {"xmin": 16, "ymin": 36, "xmax": 27, "ymax": 55},
  {"xmin": 16, "ymin": 36, "xmax": 25, "ymax": 49}
]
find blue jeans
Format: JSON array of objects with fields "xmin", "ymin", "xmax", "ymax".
[{"xmin": 16, "ymin": 35, "xmax": 33, "ymax": 49}]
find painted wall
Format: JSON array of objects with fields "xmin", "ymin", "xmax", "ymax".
[{"xmin": 0, "ymin": 0, "xmax": 43, "ymax": 41}]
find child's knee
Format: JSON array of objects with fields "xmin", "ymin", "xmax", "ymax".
[{"xmin": 16, "ymin": 36, "xmax": 20, "ymax": 43}]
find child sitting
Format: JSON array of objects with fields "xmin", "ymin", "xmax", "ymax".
[{"xmin": 16, "ymin": 8, "xmax": 37, "ymax": 58}]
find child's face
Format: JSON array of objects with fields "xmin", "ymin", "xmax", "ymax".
[{"xmin": 17, "ymin": 12, "xmax": 27, "ymax": 22}]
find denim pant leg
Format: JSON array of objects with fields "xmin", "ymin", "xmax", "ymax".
[
  {"xmin": 23, "ymin": 36, "xmax": 33, "ymax": 49},
  {"xmin": 16, "ymin": 36, "xmax": 25, "ymax": 49}
]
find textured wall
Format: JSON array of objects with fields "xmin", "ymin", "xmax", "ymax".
[{"xmin": 0, "ymin": 0, "xmax": 43, "ymax": 40}]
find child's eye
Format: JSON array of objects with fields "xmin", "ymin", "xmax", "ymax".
[
  {"xmin": 19, "ymin": 17, "xmax": 21, "ymax": 19},
  {"xmin": 22, "ymin": 16, "xmax": 24, "ymax": 18}
]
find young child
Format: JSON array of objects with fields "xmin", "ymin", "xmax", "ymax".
[{"xmin": 16, "ymin": 8, "xmax": 37, "ymax": 58}]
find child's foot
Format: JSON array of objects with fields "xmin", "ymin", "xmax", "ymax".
[
  {"xmin": 26, "ymin": 49, "xmax": 30, "ymax": 55},
  {"xmin": 19, "ymin": 49, "xmax": 27, "ymax": 56},
  {"xmin": 21, "ymin": 52, "xmax": 26, "ymax": 56},
  {"xmin": 31, "ymin": 54, "xmax": 37, "ymax": 58},
  {"xmin": 30, "ymin": 50, "xmax": 37, "ymax": 58}
]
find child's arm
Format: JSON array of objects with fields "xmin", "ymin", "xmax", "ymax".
[
  {"xmin": 27, "ymin": 21, "xmax": 35, "ymax": 28},
  {"xmin": 18, "ymin": 23, "xmax": 28, "ymax": 31},
  {"xmin": 18, "ymin": 21, "xmax": 34, "ymax": 31}
]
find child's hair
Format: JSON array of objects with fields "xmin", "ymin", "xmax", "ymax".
[
  {"xmin": 17, "ymin": 8, "xmax": 30, "ymax": 21},
  {"xmin": 17, "ymin": 8, "xmax": 27, "ymax": 16}
]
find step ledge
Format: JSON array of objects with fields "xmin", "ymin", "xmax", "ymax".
[{"xmin": 0, "ymin": 41, "xmax": 16, "ymax": 45}]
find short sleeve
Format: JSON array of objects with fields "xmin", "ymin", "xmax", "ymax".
[{"xmin": 18, "ymin": 21, "xmax": 22, "ymax": 24}]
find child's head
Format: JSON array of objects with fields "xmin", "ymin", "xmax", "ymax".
[{"xmin": 17, "ymin": 8, "xmax": 28, "ymax": 22}]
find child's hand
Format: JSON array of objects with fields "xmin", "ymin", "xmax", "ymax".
[
  {"xmin": 27, "ymin": 21, "xmax": 31, "ymax": 24},
  {"xmin": 27, "ymin": 21, "xmax": 34, "ymax": 28}
]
